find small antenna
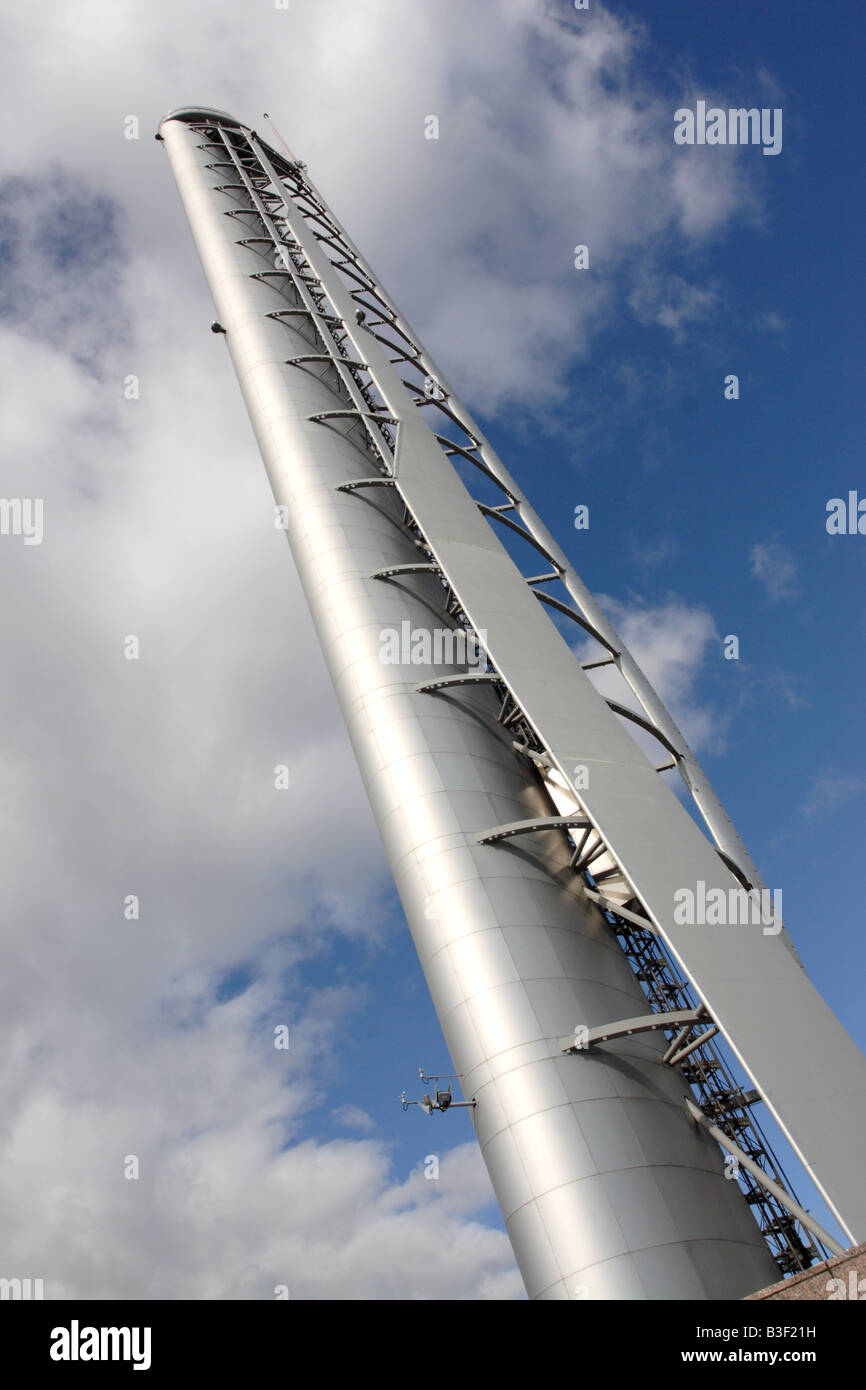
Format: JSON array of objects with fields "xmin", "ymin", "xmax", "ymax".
[{"xmin": 262, "ymin": 112, "xmax": 294, "ymax": 161}]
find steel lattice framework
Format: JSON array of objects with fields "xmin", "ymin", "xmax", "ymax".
[{"xmin": 159, "ymin": 106, "xmax": 866, "ymax": 1300}]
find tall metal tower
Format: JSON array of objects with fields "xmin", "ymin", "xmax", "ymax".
[{"xmin": 159, "ymin": 106, "xmax": 866, "ymax": 1300}]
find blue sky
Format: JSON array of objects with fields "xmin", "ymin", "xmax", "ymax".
[{"xmin": 0, "ymin": 0, "xmax": 861, "ymax": 1296}]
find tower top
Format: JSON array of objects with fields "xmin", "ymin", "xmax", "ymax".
[{"xmin": 160, "ymin": 106, "xmax": 244, "ymax": 128}]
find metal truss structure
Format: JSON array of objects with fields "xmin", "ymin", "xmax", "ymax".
[{"xmin": 160, "ymin": 106, "xmax": 866, "ymax": 1299}]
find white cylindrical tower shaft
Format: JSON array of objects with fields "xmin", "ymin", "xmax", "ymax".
[{"xmin": 159, "ymin": 107, "xmax": 822, "ymax": 1298}]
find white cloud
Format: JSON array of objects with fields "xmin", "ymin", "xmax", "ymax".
[
  {"xmin": 0, "ymin": 0, "xmax": 765, "ymax": 411},
  {"xmin": 3, "ymin": 1036, "xmax": 521, "ymax": 1299},
  {"xmin": 331, "ymin": 1104, "xmax": 377, "ymax": 1134},
  {"xmin": 628, "ymin": 270, "xmax": 717, "ymax": 339},
  {"xmin": 750, "ymin": 541, "xmax": 799, "ymax": 601},
  {"xmin": 803, "ymin": 771, "xmax": 864, "ymax": 821},
  {"xmin": 753, "ymin": 310, "xmax": 788, "ymax": 334}
]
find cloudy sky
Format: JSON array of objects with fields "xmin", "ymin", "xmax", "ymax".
[{"xmin": 0, "ymin": 0, "xmax": 862, "ymax": 1298}]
